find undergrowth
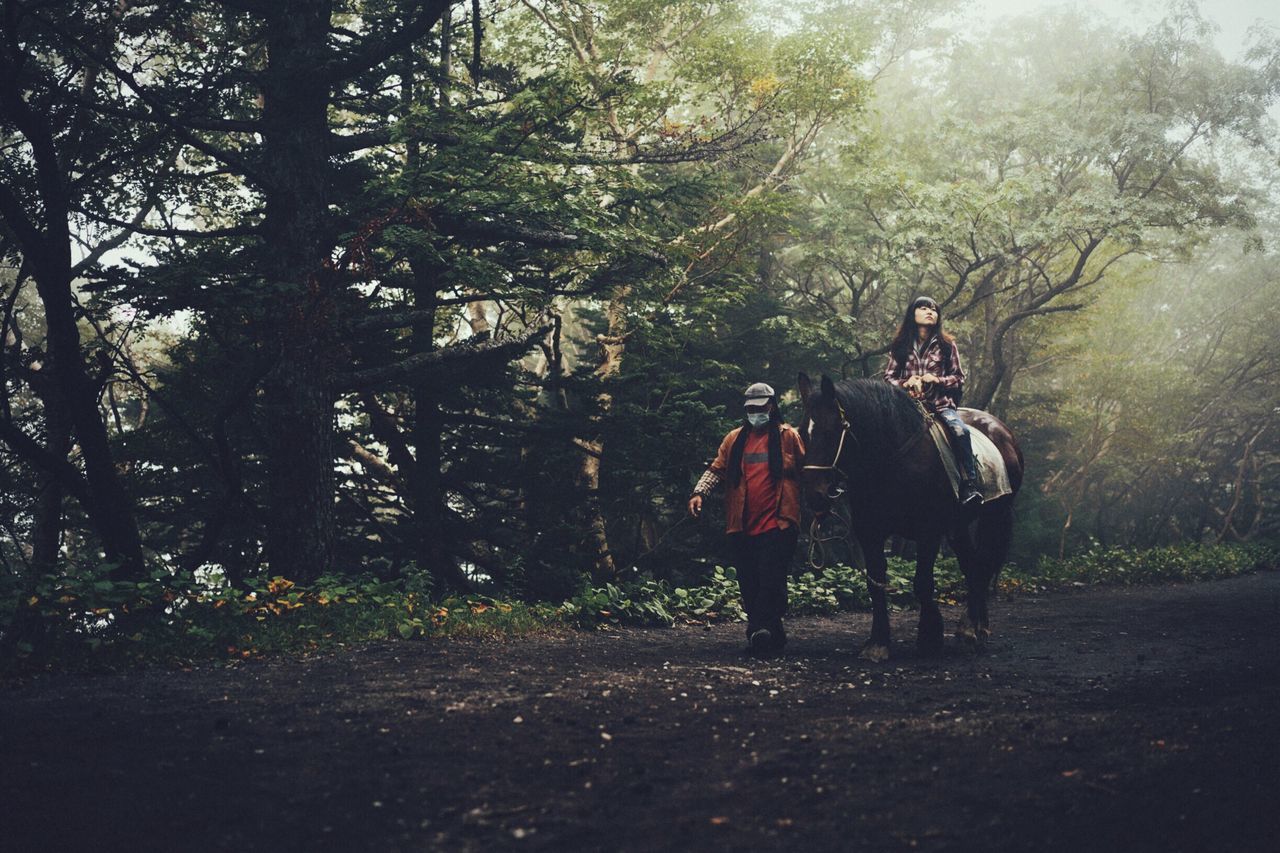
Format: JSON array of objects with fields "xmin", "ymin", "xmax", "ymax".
[{"xmin": 2, "ymin": 542, "xmax": 1275, "ymax": 671}]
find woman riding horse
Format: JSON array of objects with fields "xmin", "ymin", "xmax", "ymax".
[
  {"xmin": 883, "ymin": 296, "xmax": 982, "ymax": 506},
  {"xmin": 798, "ymin": 369, "xmax": 1023, "ymax": 661}
]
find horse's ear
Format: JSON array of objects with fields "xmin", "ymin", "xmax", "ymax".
[
  {"xmin": 820, "ymin": 374, "xmax": 837, "ymax": 401},
  {"xmin": 797, "ymin": 372, "xmax": 812, "ymax": 405}
]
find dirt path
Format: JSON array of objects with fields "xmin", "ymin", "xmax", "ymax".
[{"xmin": 4, "ymin": 572, "xmax": 1279, "ymax": 852}]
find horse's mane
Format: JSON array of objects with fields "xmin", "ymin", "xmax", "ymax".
[{"xmin": 830, "ymin": 378, "xmax": 926, "ymax": 462}]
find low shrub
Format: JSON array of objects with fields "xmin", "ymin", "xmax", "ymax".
[
  {"xmin": 1031, "ymin": 542, "xmax": 1280, "ymax": 586},
  {"xmin": 3, "ymin": 541, "xmax": 1274, "ymax": 670}
]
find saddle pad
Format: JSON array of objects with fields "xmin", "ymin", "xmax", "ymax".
[{"xmin": 928, "ymin": 417, "xmax": 1013, "ymax": 503}]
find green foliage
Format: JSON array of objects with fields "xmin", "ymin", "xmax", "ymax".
[
  {"xmin": 3, "ymin": 0, "xmax": 1279, "ymax": 627},
  {"xmin": 3, "ymin": 542, "xmax": 1275, "ymax": 671},
  {"xmin": 561, "ymin": 558, "xmax": 967, "ymax": 628},
  {"xmin": 1033, "ymin": 542, "xmax": 1280, "ymax": 586},
  {"xmin": 0, "ymin": 569, "xmax": 557, "ymax": 670}
]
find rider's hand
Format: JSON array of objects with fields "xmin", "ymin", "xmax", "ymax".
[
  {"xmin": 921, "ymin": 373, "xmax": 940, "ymax": 385},
  {"xmin": 688, "ymin": 494, "xmax": 703, "ymax": 518}
]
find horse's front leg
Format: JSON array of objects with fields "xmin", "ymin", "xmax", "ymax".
[
  {"xmin": 914, "ymin": 534, "xmax": 944, "ymax": 656},
  {"xmin": 858, "ymin": 531, "xmax": 891, "ymax": 662}
]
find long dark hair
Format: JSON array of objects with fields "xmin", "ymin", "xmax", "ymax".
[
  {"xmin": 889, "ymin": 296, "xmax": 955, "ymax": 372},
  {"xmin": 726, "ymin": 404, "xmax": 783, "ymax": 487}
]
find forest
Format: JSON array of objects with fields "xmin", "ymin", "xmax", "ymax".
[{"xmin": 2, "ymin": 0, "xmax": 1279, "ymax": 652}]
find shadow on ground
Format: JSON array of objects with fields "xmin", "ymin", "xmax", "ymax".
[{"xmin": 3, "ymin": 572, "xmax": 1279, "ymax": 851}]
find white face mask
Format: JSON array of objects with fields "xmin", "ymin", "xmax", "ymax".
[{"xmin": 747, "ymin": 412, "xmax": 770, "ymax": 427}]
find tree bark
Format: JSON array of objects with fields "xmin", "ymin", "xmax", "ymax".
[
  {"xmin": 30, "ymin": 390, "xmax": 72, "ymax": 572},
  {"xmin": 407, "ymin": 264, "xmax": 475, "ymax": 593},
  {"xmin": 257, "ymin": 0, "xmax": 338, "ymax": 581}
]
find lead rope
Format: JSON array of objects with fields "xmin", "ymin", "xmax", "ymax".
[
  {"xmin": 806, "ymin": 501, "xmax": 887, "ymax": 590},
  {"xmin": 621, "ymin": 514, "xmax": 695, "ymax": 573}
]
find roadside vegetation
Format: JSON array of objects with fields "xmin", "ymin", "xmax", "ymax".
[{"xmin": 4, "ymin": 542, "xmax": 1275, "ymax": 673}]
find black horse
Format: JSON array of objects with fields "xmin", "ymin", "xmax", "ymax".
[{"xmin": 797, "ymin": 373, "xmax": 1024, "ymax": 660}]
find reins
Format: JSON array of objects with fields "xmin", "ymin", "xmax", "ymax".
[
  {"xmin": 801, "ymin": 392, "xmax": 934, "ymax": 590},
  {"xmin": 801, "ymin": 395, "xmax": 931, "ymax": 482}
]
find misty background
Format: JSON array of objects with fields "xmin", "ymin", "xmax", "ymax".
[{"xmin": 2, "ymin": 0, "xmax": 1278, "ymax": 605}]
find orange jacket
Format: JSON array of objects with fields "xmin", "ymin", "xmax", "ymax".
[{"xmin": 699, "ymin": 425, "xmax": 806, "ymax": 534}]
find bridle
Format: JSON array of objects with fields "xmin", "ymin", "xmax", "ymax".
[
  {"xmin": 802, "ymin": 416, "xmax": 883, "ymax": 586},
  {"xmin": 803, "ymin": 395, "xmax": 933, "ymax": 491},
  {"xmin": 802, "ymin": 400, "xmax": 858, "ymax": 500},
  {"xmin": 800, "ymin": 393, "xmax": 931, "ymax": 587}
]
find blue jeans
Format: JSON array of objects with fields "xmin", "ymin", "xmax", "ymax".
[
  {"xmin": 936, "ymin": 407, "xmax": 967, "ymax": 439},
  {"xmin": 936, "ymin": 407, "xmax": 978, "ymax": 482}
]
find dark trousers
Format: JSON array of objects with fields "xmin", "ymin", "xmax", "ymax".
[{"xmin": 727, "ymin": 526, "xmax": 799, "ymax": 646}]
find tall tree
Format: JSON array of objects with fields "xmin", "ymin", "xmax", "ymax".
[
  {"xmin": 0, "ymin": 1, "xmax": 174, "ymax": 579},
  {"xmin": 509, "ymin": 0, "xmax": 875, "ymax": 578}
]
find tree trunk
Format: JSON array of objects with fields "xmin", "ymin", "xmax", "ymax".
[
  {"xmin": 26, "ymin": 247, "xmax": 145, "ymax": 578},
  {"xmin": 262, "ymin": 355, "xmax": 334, "ymax": 581},
  {"xmin": 30, "ymin": 390, "xmax": 72, "ymax": 571},
  {"xmin": 407, "ymin": 267, "xmax": 474, "ymax": 592},
  {"xmin": 396, "ymin": 40, "xmax": 474, "ymax": 594},
  {"xmin": 577, "ymin": 289, "xmax": 628, "ymax": 581},
  {"xmin": 258, "ymin": 1, "xmax": 337, "ymax": 581}
]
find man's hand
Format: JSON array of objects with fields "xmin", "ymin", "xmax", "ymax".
[{"xmin": 688, "ymin": 494, "xmax": 703, "ymax": 518}]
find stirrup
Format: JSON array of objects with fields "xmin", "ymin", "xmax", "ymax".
[{"xmin": 960, "ymin": 484, "xmax": 984, "ymax": 507}]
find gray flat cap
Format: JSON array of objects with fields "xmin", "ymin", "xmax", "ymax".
[{"xmin": 743, "ymin": 382, "xmax": 775, "ymax": 406}]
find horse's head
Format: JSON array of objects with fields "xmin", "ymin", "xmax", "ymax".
[{"xmin": 798, "ymin": 372, "xmax": 851, "ymax": 518}]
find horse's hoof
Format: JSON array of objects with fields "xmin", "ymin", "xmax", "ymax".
[
  {"xmin": 859, "ymin": 643, "xmax": 890, "ymax": 663},
  {"xmin": 955, "ymin": 624, "xmax": 978, "ymax": 648}
]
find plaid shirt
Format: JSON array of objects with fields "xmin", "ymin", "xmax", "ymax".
[{"xmin": 883, "ymin": 335, "xmax": 965, "ymax": 412}]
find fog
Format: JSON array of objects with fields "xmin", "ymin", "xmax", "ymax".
[{"xmin": 2, "ymin": 0, "xmax": 1277, "ymax": 593}]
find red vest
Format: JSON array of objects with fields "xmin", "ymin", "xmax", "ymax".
[{"xmin": 741, "ymin": 429, "xmax": 781, "ymax": 535}]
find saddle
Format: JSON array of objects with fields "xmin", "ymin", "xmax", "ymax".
[{"xmin": 925, "ymin": 412, "xmax": 1013, "ymax": 503}]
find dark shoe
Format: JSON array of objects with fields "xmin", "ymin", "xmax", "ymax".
[
  {"xmin": 749, "ymin": 628, "xmax": 773, "ymax": 657},
  {"xmin": 960, "ymin": 480, "xmax": 983, "ymax": 507}
]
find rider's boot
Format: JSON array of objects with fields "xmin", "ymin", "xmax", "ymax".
[{"xmin": 954, "ymin": 431, "xmax": 984, "ymax": 507}]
